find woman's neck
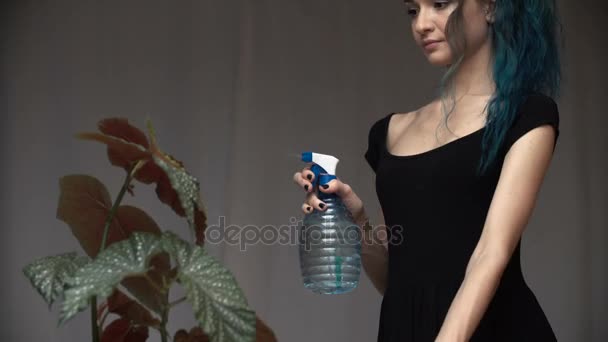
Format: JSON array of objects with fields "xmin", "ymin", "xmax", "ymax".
[{"xmin": 449, "ymin": 37, "xmax": 496, "ymax": 100}]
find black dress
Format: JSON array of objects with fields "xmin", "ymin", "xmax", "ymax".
[{"xmin": 364, "ymin": 93, "xmax": 560, "ymax": 342}]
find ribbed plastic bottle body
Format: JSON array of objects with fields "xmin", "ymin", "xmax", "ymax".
[{"xmin": 298, "ymin": 195, "xmax": 361, "ymax": 294}]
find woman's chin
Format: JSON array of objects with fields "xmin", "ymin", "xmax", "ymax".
[
  {"xmin": 422, "ymin": 49, "xmax": 452, "ymax": 67},
  {"xmin": 426, "ymin": 55, "xmax": 452, "ymax": 67}
]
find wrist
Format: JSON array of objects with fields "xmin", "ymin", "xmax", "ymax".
[
  {"xmin": 355, "ymin": 213, "xmax": 379, "ymax": 247},
  {"xmin": 353, "ymin": 208, "xmax": 369, "ymax": 228}
]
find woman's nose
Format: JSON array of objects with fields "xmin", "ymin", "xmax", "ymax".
[{"xmin": 414, "ymin": 9, "xmax": 435, "ymax": 35}]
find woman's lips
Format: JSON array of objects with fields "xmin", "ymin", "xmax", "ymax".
[{"xmin": 423, "ymin": 40, "xmax": 442, "ymax": 50}]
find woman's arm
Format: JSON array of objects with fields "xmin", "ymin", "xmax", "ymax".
[
  {"xmin": 356, "ymin": 209, "xmax": 389, "ymax": 296},
  {"xmin": 435, "ymin": 124, "xmax": 557, "ymax": 342}
]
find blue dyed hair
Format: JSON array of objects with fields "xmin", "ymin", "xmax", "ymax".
[{"xmin": 436, "ymin": 0, "xmax": 563, "ymax": 176}]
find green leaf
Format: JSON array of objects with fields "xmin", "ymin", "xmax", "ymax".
[
  {"xmin": 59, "ymin": 232, "xmax": 163, "ymax": 325},
  {"xmin": 22, "ymin": 252, "xmax": 88, "ymax": 308},
  {"xmin": 152, "ymin": 155, "xmax": 203, "ymax": 241},
  {"xmin": 161, "ymin": 232, "xmax": 256, "ymax": 342}
]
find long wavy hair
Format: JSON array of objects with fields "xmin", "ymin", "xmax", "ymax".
[{"xmin": 435, "ymin": 0, "xmax": 563, "ymax": 176}]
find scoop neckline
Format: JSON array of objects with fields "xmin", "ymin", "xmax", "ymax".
[{"xmin": 382, "ymin": 112, "xmax": 487, "ymax": 159}]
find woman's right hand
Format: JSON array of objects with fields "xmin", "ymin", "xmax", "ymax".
[{"xmin": 292, "ymin": 165, "xmax": 366, "ymax": 224}]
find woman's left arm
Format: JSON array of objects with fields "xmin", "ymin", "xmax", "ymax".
[{"xmin": 435, "ymin": 124, "xmax": 558, "ymax": 342}]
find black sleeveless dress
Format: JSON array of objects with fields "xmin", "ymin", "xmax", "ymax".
[{"xmin": 364, "ymin": 93, "xmax": 560, "ymax": 342}]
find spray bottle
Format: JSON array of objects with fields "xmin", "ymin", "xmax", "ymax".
[{"xmin": 298, "ymin": 152, "xmax": 361, "ymax": 294}]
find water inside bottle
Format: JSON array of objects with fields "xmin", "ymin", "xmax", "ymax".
[{"xmin": 299, "ymin": 196, "xmax": 362, "ymax": 294}]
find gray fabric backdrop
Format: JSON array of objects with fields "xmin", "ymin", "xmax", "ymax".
[{"xmin": 2, "ymin": 0, "xmax": 606, "ymax": 341}]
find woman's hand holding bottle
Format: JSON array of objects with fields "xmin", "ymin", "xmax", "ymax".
[{"xmin": 292, "ymin": 165, "xmax": 368, "ymax": 227}]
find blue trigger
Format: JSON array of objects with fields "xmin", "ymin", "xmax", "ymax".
[
  {"xmin": 310, "ymin": 164, "xmax": 325, "ymax": 188},
  {"xmin": 310, "ymin": 164, "xmax": 338, "ymax": 187},
  {"xmin": 318, "ymin": 174, "xmax": 337, "ymax": 186}
]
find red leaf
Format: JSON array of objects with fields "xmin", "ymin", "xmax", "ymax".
[
  {"xmin": 124, "ymin": 326, "xmax": 148, "ymax": 342},
  {"xmin": 98, "ymin": 118, "xmax": 150, "ymax": 149},
  {"xmin": 57, "ymin": 175, "xmax": 170, "ymax": 313},
  {"xmin": 87, "ymin": 118, "xmax": 151, "ymax": 171},
  {"xmin": 143, "ymin": 145, "xmax": 208, "ymax": 247},
  {"xmin": 173, "ymin": 327, "xmax": 209, "ymax": 342},
  {"xmin": 57, "ymin": 174, "xmax": 113, "ymax": 256},
  {"xmin": 78, "ymin": 118, "xmax": 208, "ymax": 246},
  {"xmin": 101, "ymin": 319, "xmax": 130, "ymax": 342},
  {"xmin": 187, "ymin": 327, "xmax": 210, "ymax": 342},
  {"xmin": 256, "ymin": 316, "xmax": 278, "ymax": 342},
  {"xmin": 173, "ymin": 330, "xmax": 189, "ymax": 342},
  {"xmin": 154, "ymin": 171, "xmax": 185, "ymax": 216},
  {"xmin": 119, "ymin": 252, "xmax": 171, "ymax": 315},
  {"xmin": 101, "ymin": 318, "xmax": 149, "ymax": 342},
  {"xmin": 77, "ymin": 132, "xmax": 151, "ymax": 170},
  {"xmin": 107, "ymin": 289, "xmax": 161, "ymax": 328},
  {"xmin": 57, "ymin": 175, "xmax": 162, "ymax": 256},
  {"xmin": 194, "ymin": 210, "xmax": 206, "ymax": 246}
]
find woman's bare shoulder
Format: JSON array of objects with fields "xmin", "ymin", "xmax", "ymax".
[
  {"xmin": 388, "ymin": 100, "xmax": 441, "ymax": 138},
  {"xmin": 391, "ymin": 102, "xmax": 432, "ymax": 124}
]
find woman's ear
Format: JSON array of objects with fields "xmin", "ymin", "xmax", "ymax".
[{"xmin": 485, "ymin": 0, "xmax": 496, "ymax": 24}]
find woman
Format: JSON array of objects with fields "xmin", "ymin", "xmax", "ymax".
[{"xmin": 293, "ymin": 0, "xmax": 561, "ymax": 341}]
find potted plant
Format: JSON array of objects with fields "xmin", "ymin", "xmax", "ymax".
[{"xmin": 22, "ymin": 118, "xmax": 277, "ymax": 342}]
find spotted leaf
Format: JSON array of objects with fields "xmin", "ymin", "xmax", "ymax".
[
  {"xmin": 59, "ymin": 232, "xmax": 163, "ymax": 325},
  {"xmin": 23, "ymin": 252, "xmax": 88, "ymax": 308},
  {"xmin": 161, "ymin": 232, "xmax": 256, "ymax": 342}
]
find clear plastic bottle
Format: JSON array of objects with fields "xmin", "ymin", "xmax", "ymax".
[{"xmin": 298, "ymin": 152, "xmax": 362, "ymax": 294}]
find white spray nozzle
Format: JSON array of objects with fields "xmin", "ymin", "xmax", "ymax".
[{"xmin": 301, "ymin": 152, "xmax": 339, "ymax": 175}]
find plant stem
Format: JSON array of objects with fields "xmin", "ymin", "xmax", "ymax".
[
  {"xmin": 99, "ymin": 308, "xmax": 110, "ymax": 330},
  {"xmin": 91, "ymin": 297, "xmax": 100, "ymax": 342},
  {"xmin": 100, "ymin": 168, "xmax": 136, "ymax": 251},
  {"xmin": 160, "ymin": 305, "xmax": 169, "ymax": 342},
  {"xmin": 143, "ymin": 273, "xmax": 164, "ymax": 294},
  {"xmin": 169, "ymin": 296, "xmax": 187, "ymax": 308},
  {"xmin": 92, "ymin": 162, "xmax": 143, "ymax": 342}
]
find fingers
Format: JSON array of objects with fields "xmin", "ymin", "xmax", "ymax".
[
  {"xmin": 301, "ymin": 202, "xmax": 313, "ymax": 213},
  {"xmin": 292, "ymin": 171, "xmax": 312, "ymax": 193},
  {"xmin": 293, "ymin": 166, "xmax": 329, "ymax": 214},
  {"xmin": 301, "ymin": 190, "xmax": 327, "ymax": 214},
  {"xmin": 318, "ymin": 178, "xmax": 352, "ymax": 198},
  {"xmin": 302, "ymin": 168, "xmax": 315, "ymax": 183},
  {"xmin": 292, "ymin": 166, "xmax": 315, "ymax": 193}
]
